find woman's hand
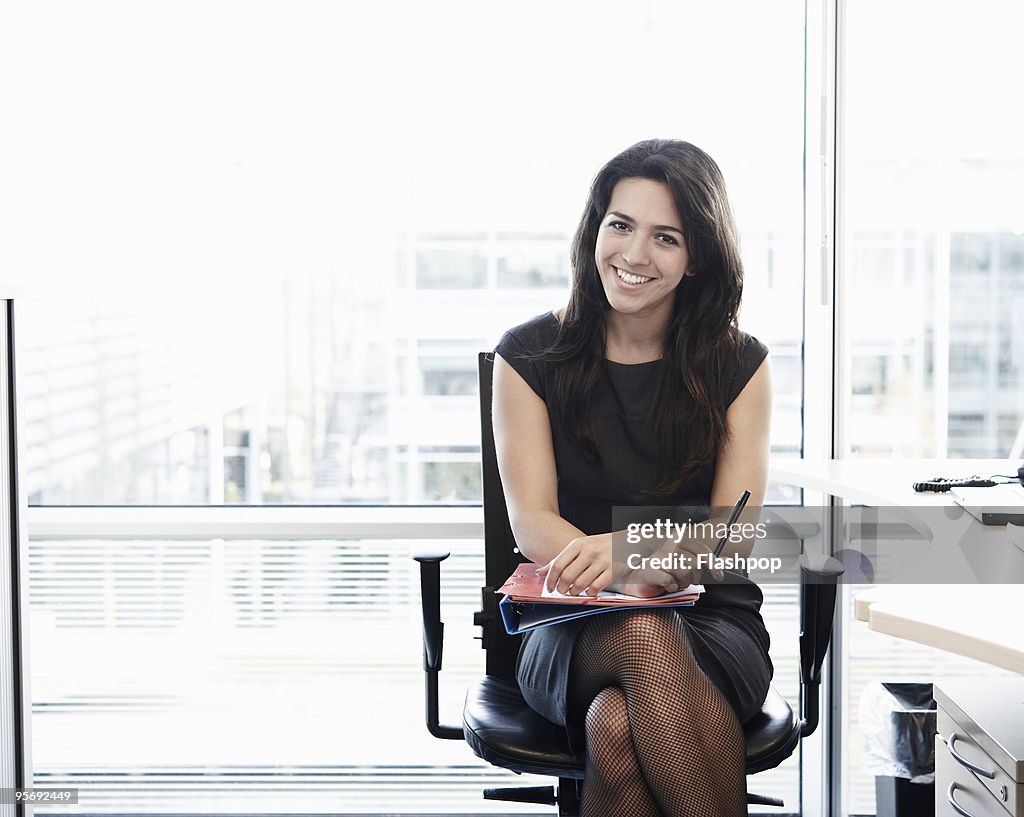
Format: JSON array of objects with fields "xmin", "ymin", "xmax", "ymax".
[
  {"xmin": 641, "ymin": 536, "xmax": 725, "ymax": 589},
  {"xmin": 536, "ymin": 533, "xmax": 686, "ymax": 598},
  {"xmin": 535, "ymin": 534, "xmax": 615, "ymax": 596}
]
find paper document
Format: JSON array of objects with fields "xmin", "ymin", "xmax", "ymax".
[{"xmin": 497, "ymin": 563, "xmax": 704, "ymax": 634}]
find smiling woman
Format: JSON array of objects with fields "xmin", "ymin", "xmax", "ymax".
[{"xmin": 493, "ymin": 140, "xmax": 773, "ymax": 817}]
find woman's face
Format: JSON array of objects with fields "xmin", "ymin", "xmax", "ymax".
[{"xmin": 594, "ymin": 177, "xmax": 691, "ymax": 323}]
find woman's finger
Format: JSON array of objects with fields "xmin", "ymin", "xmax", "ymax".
[
  {"xmin": 568, "ymin": 561, "xmax": 608, "ymax": 596},
  {"xmin": 627, "ymin": 567, "xmax": 678, "ymax": 595},
  {"xmin": 542, "ymin": 547, "xmax": 581, "ymax": 593},
  {"xmin": 536, "ymin": 540, "xmax": 576, "ymax": 581},
  {"xmin": 681, "ymin": 544, "xmax": 724, "ymax": 584},
  {"xmin": 586, "ymin": 568, "xmax": 615, "ymax": 596},
  {"xmin": 552, "ymin": 555, "xmax": 590, "ymax": 594},
  {"xmin": 662, "ymin": 563, "xmax": 696, "ymax": 586}
]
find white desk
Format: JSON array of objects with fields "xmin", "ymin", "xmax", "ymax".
[
  {"xmin": 769, "ymin": 458, "xmax": 1024, "ymax": 672},
  {"xmin": 854, "ymin": 585, "xmax": 1024, "ymax": 675},
  {"xmin": 772, "ymin": 457, "xmax": 1024, "ymax": 583},
  {"xmin": 770, "ymin": 458, "xmax": 1017, "ymax": 507}
]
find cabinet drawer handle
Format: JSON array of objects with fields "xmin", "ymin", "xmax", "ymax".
[
  {"xmin": 947, "ymin": 782, "xmax": 978, "ymax": 817},
  {"xmin": 947, "ymin": 732, "xmax": 996, "ymax": 779}
]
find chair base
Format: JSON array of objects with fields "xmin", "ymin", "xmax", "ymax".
[
  {"xmin": 482, "ymin": 781, "xmax": 782, "ymax": 813},
  {"xmin": 484, "ymin": 779, "xmax": 581, "ymax": 816},
  {"xmin": 748, "ymin": 791, "xmax": 785, "ymax": 807},
  {"xmin": 484, "ymin": 785, "xmax": 554, "ymax": 806}
]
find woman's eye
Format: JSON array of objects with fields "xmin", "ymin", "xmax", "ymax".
[
  {"xmin": 657, "ymin": 234, "xmax": 679, "ymax": 245},
  {"xmin": 608, "ymin": 221, "xmax": 629, "ymax": 231}
]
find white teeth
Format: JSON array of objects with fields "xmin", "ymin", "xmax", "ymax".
[{"xmin": 616, "ymin": 267, "xmax": 652, "ymax": 285}]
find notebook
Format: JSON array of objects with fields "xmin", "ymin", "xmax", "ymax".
[{"xmin": 951, "ymin": 484, "xmax": 1024, "ymax": 525}]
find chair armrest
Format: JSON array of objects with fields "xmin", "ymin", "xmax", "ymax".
[
  {"xmin": 412, "ymin": 550, "xmax": 463, "ymax": 740},
  {"xmin": 797, "ymin": 553, "xmax": 845, "ymax": 737},
  {"xmin": 414, "ymin": 550, "xmax": 450, "ymax": 672}
]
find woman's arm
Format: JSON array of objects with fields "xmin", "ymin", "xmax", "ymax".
[
  {"xmin": 492, "ymin": 352, "xmax": 584, "ymax": 566},
  {"xmin": 708, "ymin": 355, "xmax": 773, "ymax": 559}
]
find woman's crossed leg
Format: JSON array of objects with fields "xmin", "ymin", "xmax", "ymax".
[{"xmin": 568, "ymin": 609, "xmax": 747, "ymax": 817}]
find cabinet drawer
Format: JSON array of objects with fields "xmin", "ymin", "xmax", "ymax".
[
  {"xmin": 939, "ymin": 709, "xmax": 1022, "ymax": 815},
  {"xmin": 937, "ymin": 736, "xmax": 1009, "ymax": 817}
]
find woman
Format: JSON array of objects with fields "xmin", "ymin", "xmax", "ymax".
[{"xmin": 492, "ymin": 139, "xmax": 773, "ymax": 817}]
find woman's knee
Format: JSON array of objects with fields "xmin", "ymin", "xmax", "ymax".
[
  {"xmin": 572, "ymin": 610, "xmax": 704, "ymax": 705},
  {"xmin": 598, "ymin": 609, "xmax": 696, "ymax": 661}
]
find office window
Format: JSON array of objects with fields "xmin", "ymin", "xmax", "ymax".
[
  {"xmin": 495, "ymin": 239, "xmax": 571, "ymax": 289},
  {"xmin": 415, "ymin": 246, "xmax": 489, "ymax": 290},
  {"xmin": 422, "ymin": 460, "xmax": 481, "ymax": 502},
  {"xmin": 9, "ymin": 1, "xmax": 807, "ymax": 508},
  {"xmin": 3, "ymin": 0, "xmax": 807, "ymax": 812},
  {"xmin": 840, "ymin": 2, "xmax": 1024, "ymax": 814}
]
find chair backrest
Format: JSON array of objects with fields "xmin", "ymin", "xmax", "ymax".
[{"xmin": 478, "ymin": 352, "xmax": 529, "ymax": 679}]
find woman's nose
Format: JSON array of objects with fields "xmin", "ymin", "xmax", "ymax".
[{"xmin": 622, "ymin": 235, "xmax": 649, "ymax": 267}]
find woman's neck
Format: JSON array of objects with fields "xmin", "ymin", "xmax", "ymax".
[{"xmin": 603, "ymin": 310, "xmax": 670, "ymax": 364}]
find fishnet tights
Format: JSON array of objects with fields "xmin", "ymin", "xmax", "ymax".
[{"xmin": 567, "ymin": 609, "xmax": 747, "ymax": 817}]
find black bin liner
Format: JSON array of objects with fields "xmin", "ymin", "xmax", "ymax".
[
  {"xmin": 860, "ymin": 681, "xmax": 936, "ymax": 779},
  {"xmin": 860, "ymin": 682, "xmax": 937, "ymax": 817}
]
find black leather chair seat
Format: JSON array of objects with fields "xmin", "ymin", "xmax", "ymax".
[
  {"xmin": 464, "ymin": 676, "xmax": 800, "ymax": 780},
  {"xmin": 464, "ymin": 677, "xmax": 585, "ymax": 778},
  {"xmin": 743, "ymin": 686, "xmax": 801, "ymax": 774}
]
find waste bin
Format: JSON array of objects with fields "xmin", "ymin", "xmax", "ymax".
[{"xmin": 859, "ymin": 682, "xmax": 936, "ymax": 817}]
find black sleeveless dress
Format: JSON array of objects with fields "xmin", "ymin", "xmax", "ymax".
[{"xmin": 494, "ymin": 311, "xmax": 774, "ymax": 729}]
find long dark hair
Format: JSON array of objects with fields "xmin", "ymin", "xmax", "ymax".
[{"xmin": 543, "ymin": 139, "xmax": 745, "ymax": 496}]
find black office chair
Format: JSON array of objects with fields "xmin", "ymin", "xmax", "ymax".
[{"xmin": 414, "ymin": 352, "xmax": 843, "ymax": 815}]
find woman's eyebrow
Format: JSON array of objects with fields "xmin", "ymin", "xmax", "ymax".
[{"xmin": 607, "ymin": 210, "xmax": 683, "ymax": 235}]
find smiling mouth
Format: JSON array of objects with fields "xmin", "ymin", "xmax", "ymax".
[{"xmin": 615, "ymin": 267, "xmax": 654, "ymax": 285}]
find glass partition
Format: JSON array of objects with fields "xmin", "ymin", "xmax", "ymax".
[{"xmin": 840, "ymin": 2, "xmax": 1024, "ymax": 813}]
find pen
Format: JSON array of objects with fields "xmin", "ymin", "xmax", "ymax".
[{"xmin": 697, "ymin": 489, "xmax": 751, "ymax": 585}]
